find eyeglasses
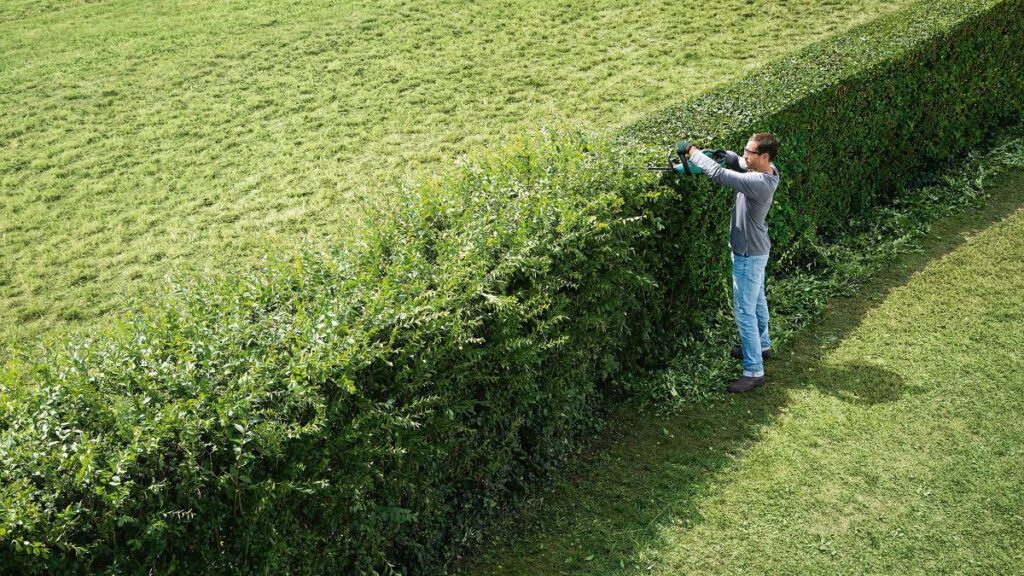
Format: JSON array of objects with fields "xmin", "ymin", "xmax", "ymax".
[{"xmin": 743, "ymin": 147, "xmax": 763, "ymax": 156}]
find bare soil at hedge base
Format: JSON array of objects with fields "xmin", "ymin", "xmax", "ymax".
[{"xmin": 0, "ymin": 0, "xmax": 912, "ymax": 348}]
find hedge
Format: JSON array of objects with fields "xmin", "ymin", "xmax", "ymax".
[{"xmin": 1, "ymin": 0, "xmax": 1022, "ymax": 573}]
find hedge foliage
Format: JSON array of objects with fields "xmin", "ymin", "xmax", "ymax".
[{"xmin": 2, "ymin": 0, "xmax": 1022, "ymax": 573}]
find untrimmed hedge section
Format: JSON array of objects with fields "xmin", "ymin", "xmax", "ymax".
[{"xmin": 2, "ymin": 0, "xmax": 1022, "ymax": 573}]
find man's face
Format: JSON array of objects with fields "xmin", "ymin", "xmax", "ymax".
[{"xmin": 743, "ymin": 138, "xmax": 768, "ymax": 171}]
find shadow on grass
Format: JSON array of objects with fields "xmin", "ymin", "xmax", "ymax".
[{"xmin": 453, "ymin": 170, "xmax": 1023, "ymax": 575}]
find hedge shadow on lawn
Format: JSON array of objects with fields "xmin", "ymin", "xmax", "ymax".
[{"xmin": 455, "ymin": 169, "xmax": 1024, "ymax": 575}]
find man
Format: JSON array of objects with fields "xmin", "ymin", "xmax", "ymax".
[{"xmin": 682, "ymin": 133, "xmax": 781, "ymax": 393}]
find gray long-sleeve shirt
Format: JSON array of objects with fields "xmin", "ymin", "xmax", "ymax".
[{"xmin": 689, "ymin": 150, "xmax": 779, "ymax": 256}]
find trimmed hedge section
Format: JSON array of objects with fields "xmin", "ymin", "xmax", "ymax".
[
  {"xmin": 621, "ymin": 0, "xmax": 1024, "ymax": 321},
  {"xmin": 2, "ymin": 0, "xmax": 1022, "ymax": 573}
]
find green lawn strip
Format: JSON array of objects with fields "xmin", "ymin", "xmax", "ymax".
[
  {"xmin": 0, "ymin": 0, "xmax": 911, "ymax": 347},
  {"xmin": 646, "ymin": 175, "xmax": 1024, "ymax": 575},
  {"xmin": 456, "ymin": 167, "xmax": 1024, "ymax": 574}
]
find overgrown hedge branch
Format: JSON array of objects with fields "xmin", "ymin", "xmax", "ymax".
[{"xmin": 2, "ymin": 0, "xmax": 1022, "ymax": 574}]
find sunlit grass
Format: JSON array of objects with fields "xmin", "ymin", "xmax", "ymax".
[{"xmin": 0, "ymin": 0, "xmax": 911, "ymax": 347}]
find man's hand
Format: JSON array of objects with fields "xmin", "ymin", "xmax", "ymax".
[
  {"xmin": 675, "ymin": 140, "xmax": 692, "ymax": 164},
  {"xmin": 687, "ymin": 144, "xmax": 703, "ymax": 158}
]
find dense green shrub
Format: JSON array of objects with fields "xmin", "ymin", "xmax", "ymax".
[
  {"xmin": 1, "ymin": 0, "xmax": 1022, "ymax": 573},
  {"xmin": 1, "ymin": 137, "xmax": 666, "ymax": 574}
]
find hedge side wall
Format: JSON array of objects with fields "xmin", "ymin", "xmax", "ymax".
[{"xmin": 1, "ymin": 0, "xmax": 1022, "ymax": 574}]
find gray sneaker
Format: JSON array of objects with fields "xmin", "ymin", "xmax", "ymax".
[
  {"xmin": 726, "ymin": 375, "xmax": 766, "ymax": 393},
  {"xmin": 730, "ymin": 345, "xmax": 772, "ymax": 361}
]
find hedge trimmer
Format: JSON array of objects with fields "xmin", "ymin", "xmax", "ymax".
[{"xmin": 646, "ymin": 141, "xmax": 744, "ymax": 176}]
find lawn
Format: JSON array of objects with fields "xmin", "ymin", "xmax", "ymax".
[
  {"xmin": 0, "ymin": 0, "xmax": 912, "ymax": 347},
  {"xmin": 457, "ymin": 168, "xmax": 1024, "ymax": 574}
]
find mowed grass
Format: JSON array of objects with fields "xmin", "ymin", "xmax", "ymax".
[
  {"xmin": 457, "ymin": 171, "xmax": 1024, "ymax": 575},
  {"xmin": 0, "ymin": 0, "xmax": 912, "ymax": 347}
]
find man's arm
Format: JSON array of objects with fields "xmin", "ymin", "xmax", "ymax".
[
  {"xmin": 686, "ymin": 146, "xmax": 771, "ymax": 202},
  {"xmin": 724, "ymin": 150, "xmax": 747, "ymax": 172}
]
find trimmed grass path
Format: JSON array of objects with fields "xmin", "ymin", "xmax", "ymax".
[{"xmin": 459, "ymin": 170, "xmax": 1024, "ymax": 575}]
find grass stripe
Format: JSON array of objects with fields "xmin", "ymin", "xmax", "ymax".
[{"xmin": 1, "ymin": 0, "xmax": 913, "ymax": 346}]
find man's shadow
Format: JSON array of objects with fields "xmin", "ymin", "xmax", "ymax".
[{"xmin": 454, "ymin": 172, "xmax": 1022, "ymax": 575}]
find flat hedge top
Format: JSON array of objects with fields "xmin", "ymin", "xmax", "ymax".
[{"xmin": 620, "ymin": 0, "xmax": 1007, "ymax": 147}]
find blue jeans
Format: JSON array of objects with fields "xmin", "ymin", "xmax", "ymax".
[{"xmin": 731, "ymin": 253, "xmax": 771, "ymax": 376}]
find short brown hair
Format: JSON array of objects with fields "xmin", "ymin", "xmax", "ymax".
[{"xmin": 752, "ymin": 132, "xmax": 780, "ymax": 161}]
